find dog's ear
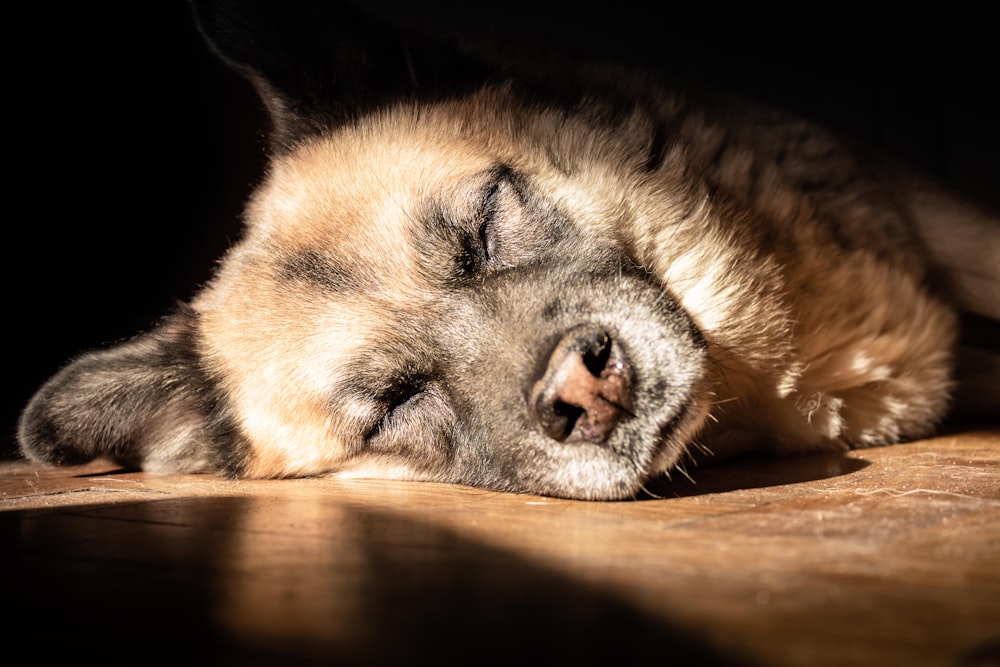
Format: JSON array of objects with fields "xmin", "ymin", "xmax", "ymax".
[
  {"xmin": 189, "ymin": 0, "xmax": 499, "ymax": 151},
  {"xmin": 17, "ymin": 305, "xmax": 243, "ymax": 475}
]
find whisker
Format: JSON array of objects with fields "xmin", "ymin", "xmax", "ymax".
[
  {"xmin": 674, "ymin": 463, "xmax": 696, "ymax": 484},
  {"xmin": 635, "ymin": 480, "xmax": 665, "ymax": 500}
]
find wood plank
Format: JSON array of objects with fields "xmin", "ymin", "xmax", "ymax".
[{"xmin": 2, "ymin": 430, "xmax": 999, "ymax": 666}]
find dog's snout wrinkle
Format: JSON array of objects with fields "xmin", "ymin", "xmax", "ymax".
[{"xmin": 531, "ymin": 326, "xmax": 634, "ymax": 444}]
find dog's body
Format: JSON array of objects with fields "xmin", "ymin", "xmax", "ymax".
[{"xmin": 18, "ymin": 1, "xmax": 1000, "ymax": 499}]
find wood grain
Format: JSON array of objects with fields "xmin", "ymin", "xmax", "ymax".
[{"xmin": 3, "ymin": 429, "xmax": 998, "ymax": 666}]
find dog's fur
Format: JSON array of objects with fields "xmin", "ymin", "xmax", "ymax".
[{"xmin": 18, "ymin": 1, "xmax": 1000, "ymax": 499}]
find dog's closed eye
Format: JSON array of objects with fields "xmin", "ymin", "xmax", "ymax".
[
  {"xmin": 478, "ymin": 181, "xmax": 500, "ymax": 263},
  {"xmin": 365, "ymin": 382, "xmax": 427, "ymax": 441},
  {"xmin": 457, "ymin": 180, "xmax": 504, "ymax": 275},
  {"xmin": 362, "ymin": 380, "xmax": 456, "ymax": 462}
]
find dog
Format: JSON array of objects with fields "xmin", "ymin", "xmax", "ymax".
[{"xmin": 17, "ymin": 1, "xmax": 1000, "ymax": 500}]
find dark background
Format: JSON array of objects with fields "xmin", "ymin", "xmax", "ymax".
[{"xmin": 5, "ymin": 3, "xmax": 999, "ymax": 459}]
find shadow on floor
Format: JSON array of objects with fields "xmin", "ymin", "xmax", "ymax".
[
  {"xmin": 3, "ymin": 495, "xmax": 746, "ymax": 666},
  {"xmin": 640, "ymin": 450, "xmax": 869, "ymax": 499}
]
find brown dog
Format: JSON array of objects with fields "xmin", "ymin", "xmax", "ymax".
[{"xmin": 18, "ymin": 1, "xmax": 1000, "ymax": 499}]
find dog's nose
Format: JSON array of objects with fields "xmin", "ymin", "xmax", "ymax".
[{"xmin": 530, "ymin": 325, "xmax": 634, "ymax": 443}]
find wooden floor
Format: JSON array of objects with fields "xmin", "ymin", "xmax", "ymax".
[{"xmin": 3, "ymin": 429, "xmax": 999, "ymax": 666}]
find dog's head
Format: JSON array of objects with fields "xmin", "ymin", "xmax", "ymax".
[{"xmin": 18, "ymin": 1, "xmax": 717, "ymax": 499}]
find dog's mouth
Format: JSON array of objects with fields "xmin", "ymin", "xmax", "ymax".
[{"xmin": 530, "ymin": 325, "xmax": 635, "ymax": 444}]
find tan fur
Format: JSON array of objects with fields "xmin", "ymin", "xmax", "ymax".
[{"xmin": 197, "ymin": 92, "xmax": 957, "ymax": 479}]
